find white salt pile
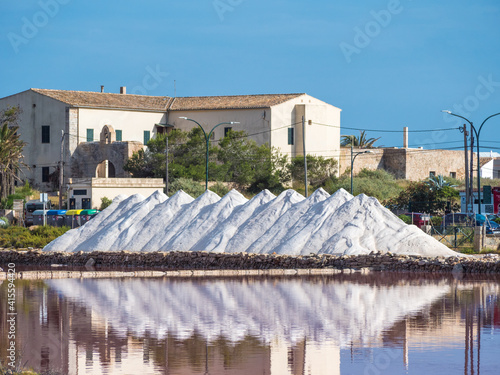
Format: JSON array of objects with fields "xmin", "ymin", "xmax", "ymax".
[
  {"xmin": 44, "ymin": 188, "xmax": 462, "ymax": 257},
  {"xmin": 194, "ymin": 189, "xmax": 276, "ymax": 252}
]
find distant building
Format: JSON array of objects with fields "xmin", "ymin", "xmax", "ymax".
[
  {"xmin": 67, "ymin": 177, "xmax": 164, "ymax": 210},
  {"xmin": 0, "ymin": 88, "xmax": 341, "ymax": 189},
  {"xmin": 338, "ymin": 127, "xmax": 500, "ymax": 182},
  {"xmin": 339, "ymin": 147, "xmax": 466, "ymax": 181}
]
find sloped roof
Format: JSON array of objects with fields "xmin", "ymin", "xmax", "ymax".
[
  {"xmin": 31, "ymin": 89, "xmax": 305, "ymax": 111},
  {"xmin": 31, "ymin": 89, "xmax": 171, "ymax": 111},
  {"xmin": 479, "ymin": 157, "xmax": 499, "ymax": 168},
  {"xmin": 169, "ymin": 93, "xmax": 305, "ymax": 111}
]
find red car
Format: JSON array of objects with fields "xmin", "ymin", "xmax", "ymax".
[{"xmin": 403, "ymin": 212, "xmax": 431, "ymax": 228}]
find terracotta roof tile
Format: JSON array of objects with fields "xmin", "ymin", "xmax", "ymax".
[
  {"xmin": 31, "ymin": 89, "xmax": 305, "ymax": 111},
  {"xmin": 169, "ymin": 93, "xmax": 305, "ymax": 111},
  {"xmin": 31, "ymin": 88, "xmax": 171, "ymax": 111}
]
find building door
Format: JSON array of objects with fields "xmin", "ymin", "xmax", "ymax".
[
  {"xmin": 69, "ymin": 198, "xmax": 76, "ymax": 210},
  {"xmin": 82, "ymin": 198, "xmax": 91, "ymax": 209}
]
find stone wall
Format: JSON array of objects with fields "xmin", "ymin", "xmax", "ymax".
[
  {"xmin": 339, "ymin": 148, "xmax": 466, "ymax": 181},
  {"xmin": 1, "ymin": 250, "xmax": 500, "ymax": 276},
  {"xmin": 70, "ymin": 141, "xmax": 143, "ymax": 178}
]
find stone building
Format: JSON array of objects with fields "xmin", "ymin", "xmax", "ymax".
[
  {"xmin": 0, "ymin": 87, "xmax": 341, "ymax": 190},
  {"xmin": 338, "ymin": 147, "xmax": 467, "ymax": 181}
]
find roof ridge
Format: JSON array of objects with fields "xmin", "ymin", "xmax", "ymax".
[
  {"xmin": 31, "ymin": 88, "xmax": 170, "ymax": 99},
  {"xmin": 178, "ymin": 93, "xmax": 305, "ymax": 99}
]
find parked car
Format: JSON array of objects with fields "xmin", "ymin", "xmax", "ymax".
[
  {"xmin": 24, "ymin": 199, "xmax": 52, "ymax": 226},
  {"xmin": 403, "ymin": 212, "xmax": 431, "ymax": 228}
]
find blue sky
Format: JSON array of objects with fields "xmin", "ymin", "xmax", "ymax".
[{"xmin": 1, "ymin": 0, "xmax": 500, "ymax": 149}]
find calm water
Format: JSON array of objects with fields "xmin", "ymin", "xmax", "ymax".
[{"xmin": 1, "ymin": 273, "xmax": 500, "ymax": 374}]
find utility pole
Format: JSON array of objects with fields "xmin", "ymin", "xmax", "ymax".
[
  {"xmin": 461, "ymin": 124, "xmax": 469, "ymax": 214},
  {"xmin": 302, "ymin": 116, "xmax": 308, "ymax": 197},
  {"xmin": 59, "ymin": 130, "xmax": 64, "ymax": 209},
  {"xmin": 165, "ymin": 133, "xmax": 169, "ymax": 196},
  {"xmin": 470, "ymin": 129, "xmax": 475, "ymax": 213}
]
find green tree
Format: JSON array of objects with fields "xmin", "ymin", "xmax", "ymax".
[
  {"xmin": 385, "ymin": 180, "xmax": 459, "ymax": 214},
  {"xmin": 248, "ymin": 144, "xmax": 289, "ymax": 194},
  {"xmin": 341, "ymin": 130, "xmax": 380, "ymax": 148},
  {"xmin": 0, "ymin": 107, "xmax": 27, "ymax": 199},
  {"xmin": 288, "ymin": 155, "xmax": 338, "ymax": 187},
  {"xmin": 217, "ymin": 130, "xmax": 258, "ymax": 185},
  {"xmin": 324, "ymin": 168, "xmax": 402, "ymax": 201},
  {"xmin": 124, "ymin": 129, "xmax": 290, "ymax": 194}
]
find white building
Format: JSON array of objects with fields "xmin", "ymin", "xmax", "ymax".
[{"xmin": 0, "ymin": 87, "xmax": 341, "ymax": 189}]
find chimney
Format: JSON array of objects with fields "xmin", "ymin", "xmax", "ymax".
[
  {"xmin": 120, "ymin": 86, "xmax": 126, "ymax": 94},
  {"xmin": 403, "ymin": 126, "xmax": 408, "ymax": 148},
  {"xmin": 100, "ymin": 85, "xmax": 104, "ymax": 93}
]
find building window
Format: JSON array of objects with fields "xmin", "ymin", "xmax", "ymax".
[
  {"xmin": 42, "ymin": 167, "xmax": 49, "ymax": 183},
  {"xmin": 450, "ymin": 172, "xmax": 456, "ymax": 179},
  {"xmin": 73, "ymin": 189, "xmax": 88, "ymax": 196},
  {"xmin": 429, "ymin": 171, "xmax": 436, "ymax": 177},
  {"xmin": 115, "ymin": 130, "xmax": 122, "ymax": 141},
  {"xmin": 87, "ymin": 129, "xmax": 94, "ymax": 142},
  {"xmin": 288, "ymin": 128, "xmax": 294, "ymax": 145},
  {"xmin": 224, "ymin": 127, "xmax": 232, "ymax": 137},
  {"xmin": 144, "ymin": 130, "xmax": 150, "ymax": 145},
  {"xmin": 41, "ymin": 126, "xmax": 50, "ymax": 144}
]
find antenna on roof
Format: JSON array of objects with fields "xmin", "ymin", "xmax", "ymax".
[{"xmin": 174, "ymin": 80, "xmax": 176, "ymax": 98}]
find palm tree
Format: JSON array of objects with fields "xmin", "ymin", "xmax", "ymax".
[
  {"xmin": 0, "ymin": 107, "xmax": 27, "ymax": 199},
  {"xmin": 341, "ymin": 130, "xmax": 381, "ymax": 148}
]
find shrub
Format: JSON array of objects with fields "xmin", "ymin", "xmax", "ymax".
[
  {"xmin": 0, "ymin": 226, "xmax": 70, "ymax": 249},
  {"xmin": 431, "ymin": 216, "xmax": 442, "ymax": 227},
  {"xmin": 398, "ymin": 214, "xmax": 412, "ymax": 224},
  {"xmin": 99, "ymin": 197, "xmax": 113, "ymax": 211},
  {"xmin": 168, "ymin": 178, "xmax": 205, "ymax": 198},
  {"xmin": 209, "ymin": 181, "xmax": 230, "ymax": 197}
]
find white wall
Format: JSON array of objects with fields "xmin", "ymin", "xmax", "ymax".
[
  {"xmin": 77, "ymin": 108, "xmax": 166, "ymax": 145},
  {"xmin": 0, "ymin": 90, "xmax": 68, "ymax": 187},
  {"xmin": 270, "ymin": 94, "xmax": 341, "ymax": 162},
  {"xmin": 170, "ymin": 108, "xmax": 270, "ymax": 145}
]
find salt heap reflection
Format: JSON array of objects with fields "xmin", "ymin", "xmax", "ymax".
[{"xmin": 47, "ymin": 276, "xmax": 450, "ymax": 346}]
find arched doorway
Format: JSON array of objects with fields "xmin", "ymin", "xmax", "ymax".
[{"xmin": 96, "ymin": 160, "xmax": 116, "ymax": 178}]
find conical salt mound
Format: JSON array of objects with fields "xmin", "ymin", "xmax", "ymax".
[
  {"xmin": 272, "ymin": 188, "xmax": 354, "ymax": 255},
  {"xmin": 216, "ymin": 189, "xmax": 304, "ymax": 253},
  {"xmin": 123, "ymin": 190, "xmax": 194, "ymax": 251},
  {"xmin": 246, "ymin": 189, "xmax": 329, "ymax": 254},
  {"xmin": 106, "ymin": 190, "xmax": 168, "ymax": 251},
  {"xmin": 195, "ymin": 189, "xmax": 276, "ymax": 252},
  {"xmin": 72, "ymin": 192, "xmax": 163, "ymax": 252},
  {"xmin": 317, "ymin": 194, "xmax": 460, "ymax": 257},
  {"xmin": 166, "ymin": 189, "xmax": 248, "ymax": 251},
  {"xmin": 43, "ymin": 193, "xmax": 145, "ymax": 252},
  {"xmin": 145, "ymin": 190, "xmax": 221, "ymax": 252}
]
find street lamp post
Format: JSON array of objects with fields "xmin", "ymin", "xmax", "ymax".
[
  {"xmin": 350, "ymin": 139, "xmax": 373, "ymax": 194},
  {"xmin": 442, "ymin": 111, "xmax": 500, "ymax": 215},
  {"xmin": 179, "ymin": 117, "xmax": 240, "ymax": 190}
]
